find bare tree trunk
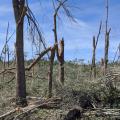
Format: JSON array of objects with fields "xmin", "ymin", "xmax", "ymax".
[
  {"xmin": 2, "ymin": 43, "xmax": 7, "ymax": 81},
  {"xmin": 53, "ymin": 14, "xmax": 59, "ymax": 59},
  {"xmin": 53, "ymin": 14, "xmax": 65, "ymax": 85},
  {"xmin": 104, "ymin": 32, "xmax": 109, "ymax": 72},
  {"xmin": 92, "ymin": 36, "xmax": 96, "ymax": 78},
  {"xmin": 59, "ymin": 39, "xmax": 64, "ymax": 85},
  {"xmin": 91, "ymin": 22, "xmax": 102, "ymax": 78},
  {"xmin": 52, "ymin": 1, "xmax": 71, "ymax": 85},
  {"xmin": 104, "ymin": 29, "xmax": 111, "ymax": 73},
  {"xmin": 104, "ymin": 0, "xmax": 111, "ymax": 74},
  {"xmin": 118, "ymin": 44, "xmax": 120, "ymax": 60},
  {"xmin": 53, "ymin": 13, "xmax": 65, "ymax": 85},
  {"xmin": 12, "ymin": 0, "xmax": 27, "ymax": 107},
  {"xmin": 7, "ymin": 48, "xmax": 10, "ymax": 67},
  {"xmin": 100, "ymin": 58, "xmax": 105, "ymax": 75},
  {"xmin": 48, "ymin": 47, "xmax": 55, "ymax": 98},
  {"xmin": 3, "ymin": 46, "xmax": 6, "ymax": 70}
]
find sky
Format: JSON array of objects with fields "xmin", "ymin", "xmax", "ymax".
[{"xmin": 0, "ymin": 0, "xmax": 120, "ymax": 63}]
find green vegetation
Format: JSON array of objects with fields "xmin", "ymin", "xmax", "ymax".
[{"xmin": 0, "ymin": 60, "xmax": 120, "ymax": 119}]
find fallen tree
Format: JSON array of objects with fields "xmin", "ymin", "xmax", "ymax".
[
  {"xmin": 26, "ymin": 47, "xmax": 51, "ymax": 71},
  {"xmin": 83, "ymin": 108, "xmax": 120, "ymax": 118},
  {"xmin": 0, "ymin": 46, "xmax": 52, "ymax": 75},
  {"xmin": 0, "ymin": 97, "xmax": 61, "ymax": 120}
]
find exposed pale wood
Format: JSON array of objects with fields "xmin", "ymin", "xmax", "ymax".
[
  {"xmin": 0, "ymin": 68, "xmax": 15, "ymax": 74},
  {"xmin": 83, "ymin": 108, "xmax": 120, "ymax": 118},
  {"xmin": 0, "ymin": 109, "xmax": 16, "ymax": 119},
  {"xmin": 0, "ymin": 97, "xmax": 61, "ymax": 120},
  {"xmin": 13, "ymin": 102, "xmax": 60, "ymax": 120},
  {"xmin": 53, "ymin": 0, "xmax": 68, "ymax": 61}
]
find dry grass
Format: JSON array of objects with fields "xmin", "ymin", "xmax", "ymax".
[{"xmin": 0, "ymin": 61, "xmax": 120, "ymax": 119}]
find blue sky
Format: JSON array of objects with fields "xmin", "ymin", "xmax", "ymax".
[{"xmin": 0, "ymin": 0, "xmax": 120, "ymax": 63}]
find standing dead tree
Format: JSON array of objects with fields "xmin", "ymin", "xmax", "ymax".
[
  {"xmin": 13, "ymin": 0, "xmax": 27, "ymax": 107},
  {"xmin": 12, "ymin": 0, "xmax": 48, "ymax": 107},
  {"xmin": 118, "ymin": 44, "xmax": 120, "ymax": 61},
  {"xmin": 104, "ymin": 0, "xmax": 111, "ymax": 74},
  {"xmin": 92, "ymin": 36, "xmax": 96, "ymax": 78},
  {"xmin": 59, "ymin": 38, "xmax": 64, "ymax": 84},
  {"xmin": 48, "ymin": 46, "xmax": 56, "ymax": 98},
  {"xmin": 91, "ymin": 21, "xmax": 102, "ymax": 78},
  {"xmin": 52, "ymin": 0, "xmax": 66, "ymax": 85},
  {"xmin": 52, "ymin": 0, "xmax": 75, "ymax": 85}
]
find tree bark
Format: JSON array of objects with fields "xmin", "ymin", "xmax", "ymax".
[
  {"xmin": 12, "ymin": 0, "xmax": 27, "ymax": 107},
  {"xmin": 7, "ymin": 48, "xmax": 10, "ymax": 67},
  {"xmin": 48, "ymin": 46, "xmax": 55, "ymax": 98},
  {"xmin": 53, "ymin": 14, "xmax": 60, "ymax": 60},
  {"xmin": 53, "ymin": 14, "xmax": 65, "ymax": 85},
  {"xmin": 53, "ymin": 3, "xmax": 66, "ymax": 85},
  {"xmin": 59, "ymin": 39, "xmax": 64, "ymax": 85},
  {"xmin": 104, "ymin": 0, "xmax": 111, "ymax": 74},
  {"xmin": 104, "ymin": 30, "xmax": 110, "ymax": 74},
  {"xmin": 92, "ymin": 36, "xmax": 96, "ymax": 78},
  {"xmin": 118, "ymin": 44, "xmax": 120, "ymax": 60}
]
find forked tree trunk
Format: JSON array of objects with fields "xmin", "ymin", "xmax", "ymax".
[
  {"xmin": 48, "ymin": 47, "xmax": 55, "ymax": 98},
  {"xmin": 12, "ymin": 0, "xmax": 27, "ymax": 107},
  {"xmin": 59, "ymin": 39, "xmax": 64, "ymax": 85},
  {"xmin": 91, "ymin": 21, "xmax": 102, "ymax": 78},
  {"xmin": 92, "ymin": 36, "xmax": 96, "ymax": 78},
  {"xmin": 53, "ymin": 12, "xmax": 65, "ymax": 85}
]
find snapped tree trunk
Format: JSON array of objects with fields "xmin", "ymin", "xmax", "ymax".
[
  {"xmin": 91, "ymin": 21, "xmax": 102, "ymax": 78},
  {"xmin": 59, "ymin": 39, "xmax": 64, "ymax": 85},
  {"xmin": 48, "ymin": 47, "xmax": 55, "ymax": 98},
  {"xmin": 118, "ymin": 44, "xmax": 120, "ymax": 60},
  {"xmin": 104, "ymin": 32, "xmax": 109, "ymax": 74},
  {"xmin": 53, "ymin": 13, "xmax": 65, "ymax": 85},
  {"xmin": 7, "ymin": 48, "xmax": 10, "ymax": 67},
  {"xmin": 92, "ymin": 36, "xmax": 96, "ymax": 78},
  {"xmin": 104, "ymin": 0, "xmax": 110, "ymax": 74},
  {"xmin": 12, "ymin": 0, "xmax": 27, "ymax": 107}
]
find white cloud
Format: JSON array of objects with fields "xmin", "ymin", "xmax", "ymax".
[{"xmin": 0, "ymin": 0, "xmax": 119, "ymax": 61}]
